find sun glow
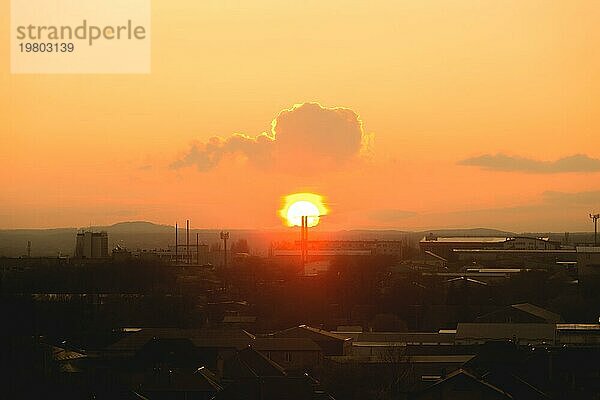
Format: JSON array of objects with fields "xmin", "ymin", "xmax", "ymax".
[{"xmin": 280, "ymin": 193, "xmax": 328, "ymax": 227}]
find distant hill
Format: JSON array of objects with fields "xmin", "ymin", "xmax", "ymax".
[{"xmin": 105, "ymin": 221, "xmax": 173, "ymax": 233}]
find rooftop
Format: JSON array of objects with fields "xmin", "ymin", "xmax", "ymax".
[
  {"xmin": 270, "ymin": 325, "xmax": 351, "ymax": 341},
  {"xmin": 556, "ymin": 324, "xmax": 600, "ymax": 331},
  {"xmin": 421, "ymin": 236, "xmax": 508, "ymax": 243},
  {"xmin": 510, "ymin": 303, "xmax": 563, "ymax": 324}
]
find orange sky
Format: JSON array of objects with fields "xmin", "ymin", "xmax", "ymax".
[{"xmin": 1, "ymin": 1, "xmax": 600, "ymax": 231}]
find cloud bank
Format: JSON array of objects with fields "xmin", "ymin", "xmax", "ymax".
[
  {"xmin": 171, "ymin": 103, "xmax": 370, "ymax": 173},
  {"xmin": 458, "ymin": 153, "xmax": 600, "ymax": 173}
]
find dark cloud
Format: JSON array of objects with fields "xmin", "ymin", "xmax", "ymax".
[
  {"xmin": 171, "ymin": 103, "xmax": 369, "ymax": 173},
  {"xmin": 458, "ymin": 153, "xmax": 600, "ymax": 173},
  {"xmin": 171, "ymin": 134, "xmax": 274, "ymax": 171}
]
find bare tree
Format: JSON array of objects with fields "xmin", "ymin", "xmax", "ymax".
[{"xmin": 379, "ymin": 344, "xmax": 413, "ymax": 400}]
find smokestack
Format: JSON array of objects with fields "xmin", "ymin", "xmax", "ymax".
[
  {"xmin": 175, "ymin": 223, "xmax": 178, "ymax": 263},
  {"xmin": 186, "ymin": 220, "xmax": 190, "ymax": 264},
  {"xmin": 301, "ymin": 216, "xmax": 308, "ymax": 264},
  {"xmin": 196, "ymin": 233, "xmax": 200, "ymax": 265},
  {"xmin": 300, "ymin": 217, "xmax": 303, "ymax": 262}
]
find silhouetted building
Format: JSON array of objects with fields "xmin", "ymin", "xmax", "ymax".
[{"xmin": 74, "ymin": 230, "xmax": 109, "ymax": 258}]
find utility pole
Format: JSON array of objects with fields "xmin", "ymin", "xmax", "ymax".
[{"xmin": 591, "ymin": 213, "xmax": 600, "ymax": 246}]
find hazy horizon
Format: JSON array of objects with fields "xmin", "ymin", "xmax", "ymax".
[{"xmin": 1, "ymin": 219, "xmax": 596, "ymax": 235}]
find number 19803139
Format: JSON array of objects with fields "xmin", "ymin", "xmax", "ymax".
[{"xmin": 19, "ymin": 42, "xmax": 74, "ymax": 52}]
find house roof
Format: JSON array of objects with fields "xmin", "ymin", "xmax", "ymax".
[
  {"xmin": 418, "ymin": 368, "xmax": 512, "ymax": 399},
  {"xmin": 485, "ymin": 370, "xmax": 551, "ymax": 400},
  {"xmin": 463, "ymin": 343, "xmax": 551, "ymax": 400},
  {"xmin": 424, "ymin": 251, "xmax": 448, "ymax": 262},
  {"xmin": 445, "ymin": 276, "xmax": 489, "ymax": 286},
  {"xmin": 195, "ymin": 366, "xmax": 223, "ymax": 390},
  {"xmin": 50, "ymin": 345, "xmax": 86, "ymax": 362},
  {"xmin": 227, "ymin": 347, "xmax": 287, "ymax": 378},
  {"xmin": 270, "ymin": 325, "xmax": 351, "ymax": 342},
  {"xmin": 510, "ymin": 303, "xmax": 563, "ymax": 323}
]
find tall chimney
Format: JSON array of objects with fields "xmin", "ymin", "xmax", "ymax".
[
  {"xmin": 175, "ymin": 223, "xmax": 178, "ymax": 263},
  {"xmin": 186, "ymin": 220, "xmax": 190, "ymax": 264},
  {"xmin": 301, "ymin": 216, "xmax": 308, "ymax": 264}
]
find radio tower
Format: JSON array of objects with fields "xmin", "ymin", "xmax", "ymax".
[{"xmin": 590, "ymin": 213, "xmax": 600, "ymax": 246}]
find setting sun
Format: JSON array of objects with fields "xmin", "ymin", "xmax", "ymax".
[{"xmin": 279, "ymin": 193, "xmax": 328, "ymax": 227}]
